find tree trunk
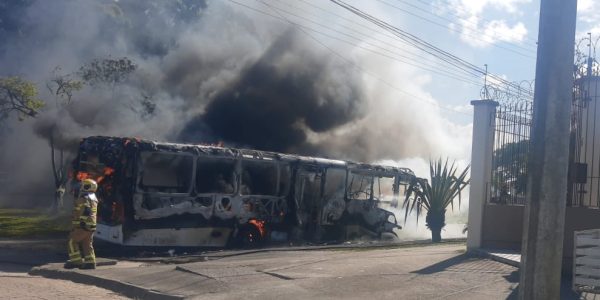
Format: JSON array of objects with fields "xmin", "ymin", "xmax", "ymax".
[
  {"xmin": 50, "ymin": 135, "xmax": 65, "ymax": 212},
  {"xmin": 431, "ymin": 227, "xmax": 442, "ymax": 243}
]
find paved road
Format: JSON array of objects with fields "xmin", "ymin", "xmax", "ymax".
[
  {"xmin": 35, "ymin": 243, "xmax": 524, "ymax": 299},
  {"xmin": 7, "ymin": 239, "xmax": 592, "ymax": 299},
  {"xmin": 0, "ymin": 240, "xmax": 129, "ymax": 300}
]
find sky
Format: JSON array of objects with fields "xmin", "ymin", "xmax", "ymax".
[
  {"xmin": 0, "ymin": 0, "xmax": 597, "ymax": 210},
  {"xmin": 236, "ymin": 0, "xmax": 597, "ymax": 168}
]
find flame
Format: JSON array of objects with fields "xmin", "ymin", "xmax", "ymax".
[
  {"xmin": 96, "ymin": 167, "xmax": 115, "ymax": 184},
  {"xmin": 76, "ymin": 171, "xmax": 91, "ymax": 181},
  {"xmin": 248, "ymin": 219, "xmax": 266, "ymax": 238},
  {"xmin": 75, "ymin": 167, "xmax": 115, "ymax": 183}
]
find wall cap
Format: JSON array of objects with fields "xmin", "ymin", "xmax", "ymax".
[{"xmin": 471, "ymin": 99, "xmax": 499, "ymax": 106}]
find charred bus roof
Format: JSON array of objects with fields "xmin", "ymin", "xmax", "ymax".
[{"xmin": 78, "ymin": 136, "xmax": 415, "ymax": 177}]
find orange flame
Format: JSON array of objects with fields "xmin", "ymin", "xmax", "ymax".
[
  {"xmin": 75, "ymin": 167, "xmax": 115, "ymax": 183},
  {"xmin": 76, "ymin": 171, "xmax": 91, "ymax": 181},
  {"xmin": 248, "ymin": 219, "xmax": 266, "ymax": 238},
  {"xmin": 96, "ymin": 167, "xmax": 115, "ymax": 184}
]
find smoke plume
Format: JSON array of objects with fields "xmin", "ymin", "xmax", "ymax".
[
  {"xmin": 0, "ymin": 0, "xmax": 471, "ymax": 207},
  {"xmin": 180, "ymin": 30, "xmax": 365, "ymax": 153}
]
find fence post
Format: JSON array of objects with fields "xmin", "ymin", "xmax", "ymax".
[{"xmin": 467, "ymin": 99, "xmax": 499, "ymax": 250}]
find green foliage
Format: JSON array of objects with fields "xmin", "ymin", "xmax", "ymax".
[
  {"xmin": 492, "ymin": 140, "xmax": 529, "ymax": 197},
  {"xmin": 0, "ymin": 208, "xmax": 69, "ymax": 237},
  {"xmin": 0, "ymin": 76, "xmax": 44, "ymax": 120},
  {"xmin": 403, "ymin": 158, "xmax": 470, "ymax": 242},
  {"xmin": 46, "ymin": 67, "xmax": 84, "ymax": 106}
]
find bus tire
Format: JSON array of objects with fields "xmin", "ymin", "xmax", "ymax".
[{"xmin": 236, "ymin": 225, "xmax": 263, "ymax": 249}]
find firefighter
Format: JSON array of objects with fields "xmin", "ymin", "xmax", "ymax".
[{"xmin": 64, "ymin": 178, "xmax": 98, "ymax": 269}]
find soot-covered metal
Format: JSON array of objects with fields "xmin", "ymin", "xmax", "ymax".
[{"xmin": 73, "ymin": 136, "xmax": 415, "ymax": 248}]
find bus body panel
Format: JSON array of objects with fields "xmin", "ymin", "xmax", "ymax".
[
  {"xmin": 96, "ymin": 224, "xmax": 231, "ymax": 247},
  {"xmin": 74, "ymin": 136, "xmax": 416, "ymax": 247}
]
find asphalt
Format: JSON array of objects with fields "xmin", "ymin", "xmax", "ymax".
[{"xmin": 3, "ymin": 238, "xmax": 594, "ymax": 299}]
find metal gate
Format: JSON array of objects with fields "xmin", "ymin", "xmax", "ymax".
[
  {"xmin": 489, "ymin": 99, "xmax": 533, "ymax": 205},
  {"xmin": 487, "ymin": 37, "xmax": 600, "ymax": 208},
  {"xmin": 567, "ymin": 41, "xmax": 600, "ymax": 208}
]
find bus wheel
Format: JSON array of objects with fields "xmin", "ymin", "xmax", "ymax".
[{"xmin": 238, "ymin": 225, "xmax": 263, "ymax": 248}]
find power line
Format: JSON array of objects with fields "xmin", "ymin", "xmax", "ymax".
[
  {"xmin": 276, "ymin": 0, "xmax": 528, "ymax": 98},
  {"xmin": 230, "ymin": 0, "xmax": 483, "ymax": 86},
  {"xmin": 228, "ymin": 0, "xmax": 473, "ymax": 116},
  {"xmin": 265, "ymin": 0, "xmax": 483, "ymax": 86},
  {"xmin": 277, "ymin": 0, "xmax": 485, "ymax": 82},
  {"xmin": 330, "ymin": 0, "xmax": 533, "ymax": 100}
]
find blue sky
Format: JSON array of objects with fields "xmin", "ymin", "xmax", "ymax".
[{"xmin": 341, "ymin": 0, "xmax": 598, "ymax": 121}]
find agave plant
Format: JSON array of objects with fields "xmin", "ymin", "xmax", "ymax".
[{"xmin": 403, "ymin": 158, "xmax": 470, "ymax": 242}]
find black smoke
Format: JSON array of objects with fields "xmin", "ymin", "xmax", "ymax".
[
  {"xmin": 180, "ymin": 32, "xmax": 365, "ymax": 153},
  {"xmin": 0, "ymin": 0, "xmax": 448, "ymax": 208}
]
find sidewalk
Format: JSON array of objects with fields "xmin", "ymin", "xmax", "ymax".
[
  {"xmin": 474, "ymin": 248, "xmax": 521, "ymax": 268},
  {"xmin": 30, "ymin": 243, "xmax": 524, "ymax": 300}
]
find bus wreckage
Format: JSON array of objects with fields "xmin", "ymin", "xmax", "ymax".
[{"xmin": 73, "ymin": 136, "xmax": 416, "ymax": 248}]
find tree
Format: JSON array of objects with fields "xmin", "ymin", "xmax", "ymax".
[
  {"xmin": 45, "ymin": 68, "xmax": 84, "ymax": 210},
  {"xmin": 78, "ymin": 57, "xmax": 154, "ymax": 118},
  {"xmin": 491, "ymin": 140, "xmax": 529, "ymax": 203},
  {"xmin": 79, "ymin": 57, "xmax": 136, "ymax": 88},
  {"xmin": 403, "ymin": 158, "xmax": 470, "ymax": 242},
  {"xmin": 45, "ymin": 57, "xmax": 139, "ymax": 211},
  {"xmin": 0, "ymin": 76, "xmax": 44, "ymax": 121},
  {"xmin": 2, "ymin": 57, "xmax": 143, "ymax": 211}
]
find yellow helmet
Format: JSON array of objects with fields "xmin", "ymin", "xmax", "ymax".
[{"xmin": 81, "ymin": 179, "xmax": 98, "ymax": 193}]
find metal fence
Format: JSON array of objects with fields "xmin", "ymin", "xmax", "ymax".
[
  {"xmin": 486, "ymin": 37, "xmax": 600, "ymax": 208},
  {"xmin": 487, "ymin": 82, "xmax": 600, "ymax": 208},
  {"xmin": 487, "ymin": 66, "xmax": 600, "ymax": 208},
  {"xmin": 568, "ymin": 76, "xmax": 600, "ymax": 208},
  {"xmin": 489, "ymin": 100, "xmax": 533, "ymax": 205}
]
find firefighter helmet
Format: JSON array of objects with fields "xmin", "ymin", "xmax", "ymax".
[{"xmin": 81, "ymin": 179, "xmax": 98, "ymax": 193}]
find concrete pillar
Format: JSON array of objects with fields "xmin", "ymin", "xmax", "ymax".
[
  {"xmin": 467, "ymin": 99, "xmax": 498, "ymax": 250},
  {"xmin": 519, "ymin": 0, "xmax": 577, "ymax": 298}
]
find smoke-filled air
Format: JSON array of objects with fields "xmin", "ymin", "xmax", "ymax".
[{"xmin": 0, "ymin": 0, "xmax": 471, "ymax": 234}]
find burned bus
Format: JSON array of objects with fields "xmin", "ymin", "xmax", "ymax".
[{"xmin": 73, "ymin": 136, "xmax": 415, "ymax": 248}]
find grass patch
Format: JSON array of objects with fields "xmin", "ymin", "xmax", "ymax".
[{"xmin": 0, "ymin": 208, "xmax": 70, "ymax": 238}]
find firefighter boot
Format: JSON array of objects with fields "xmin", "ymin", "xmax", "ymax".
[
  {"xmin": 80, "ymin": 232, "xmax": 96, "ymax": 269},
  {"xmin": 65, "ymin": 238, "xmax": 83, "ymax": 269},
  {"xmin": 80, "ymin": 252, "xmax": 96, "ymax": 269},
  {"xmin": 80, "ymin": 262, "xmax": 96, "ymax": 269},
  {"xmin": 64, "ymin": 261, "xmax": 81, "ymax": 269}
]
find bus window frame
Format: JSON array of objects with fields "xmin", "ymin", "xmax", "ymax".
[
  {"xmin": 240, "ymin": 158, "xmax": 284, "ymax": 197},
  {"xmin": 195, "ymin": 155, "xmax": 238, "ymax": 196},
  {"xmin": 136, "ymin": 151, "xmax": 196, "ymax": 195},
  {"xmin": 346, "ymin": 171, "xmax": 374, "ymax": 201}
]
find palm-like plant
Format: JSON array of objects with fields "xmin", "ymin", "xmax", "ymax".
[{"xmin": 403, "ymin": 158, "xmax": 470, "ymax": 242}]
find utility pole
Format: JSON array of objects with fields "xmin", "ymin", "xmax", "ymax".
[{"xmin": 519, "ymin": 0, "xmax": 577, "ymax": 299}]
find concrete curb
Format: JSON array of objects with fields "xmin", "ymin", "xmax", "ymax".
[
  {"xmin": 29, "ymin": 266, "xmax": 183, "ymax": 300},
  {"xmin": 468, "ymin": 249, "xmax": 521, "ymax": 268},
  {"xmin": 135, "ymin": 238, "xmax": 467, "ymax": 264}
]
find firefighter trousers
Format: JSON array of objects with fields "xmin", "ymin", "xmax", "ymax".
[{"xmin": 67, "ymin": 228, "xmax": 95, "ymax": 267}]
